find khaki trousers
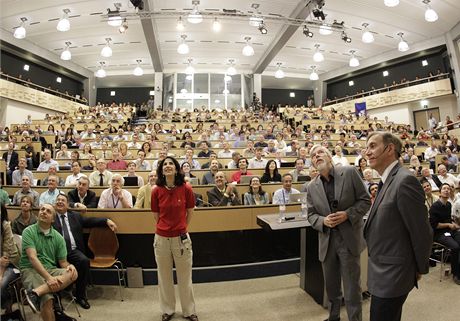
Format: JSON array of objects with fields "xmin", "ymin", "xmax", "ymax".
[{"xmin": 154, "ymin": 234, "xmax": 196, "ymax": 317}]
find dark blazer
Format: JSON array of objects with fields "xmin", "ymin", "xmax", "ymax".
[
  {"xmin": 364, "ymin": 164, "xmax": 433, "ymax": 298},
  {"xmin": 2, "ymin": 151, "xmax": 19, "ymax": 172},
  {"xmin": 68, "ymin": 189, "xmax": 98, "ymax": 208},
  {"xmin": 53, "ymin": 210, "xmax": 107, "ymax": 252},
  {"xmin": 430, "ymin": 174, "xmax": 442, "ymax": 188},
  {"xmin": 207, "ymin": 186, "xmax": 241, "ymax": 206}
]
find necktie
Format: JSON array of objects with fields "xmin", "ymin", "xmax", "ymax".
[
  {"xmin": 377, "ymin": 180, "xmax": 383, "ymax": 195},
  {"xmin": 99, "ymin": 173, "xmax": 104, "ymax": 186},
  {"xmin": 60, "ymin": 215, "xmax": 71, "ymax": 252}
]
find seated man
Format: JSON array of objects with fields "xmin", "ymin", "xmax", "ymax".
[
  {"xmin": 272, "ymin": 173, "xmax": 300, "ymax": 205},
  {"xmin": 201, "ymin": 159, "xmax": 220, "ymax": 185},
  {"xmin": 197, "ymin": 141, "xmax": 212, "ymax": 158},
  {"xmin": 88, "ymin": 158, "xmax": 113, "ymax": 187},
  {"xmin": 123, "ymin": 161, "xmax": 144, "ymax": 187},
  {"xmin": 68, "ymin": 176, "xmax": 98, "ymax": 210},
  {"xmin": 39, "ymin": 175, "xmax": 61, "ymax": 206},
  {"xmin": 226, "ymin": 152, "xmax": 241, "ymax": 170},
  {"xmin": 207, "ymin": 171, "xmax": 241, "ymax": 206},
  {"xmin": 106, "ymin": 149, "xmax": 128, "ymax": 171},
  {"xmin": 248, "ymin": 147, "xmax": 268, "ymax": 169},
  {"xmin": 2, "ymin": 141, "xmax": 19, "ymax": 185},
  {"xmin": 134, "ymin": 150, "xmax": 152, "ymax": 171},
  {"xmin": 65, "ymin": 161, "xmax": 85, "ymax": 187},
  {"xmin": 134, "ymin": 171, "xmax": 157, "ymax": 209},
  {"xmin": 420, "ymin": 167, "xmax": 441, "ymax": 192},
  {"xmin": 12, "ymin": 157, "xmax": 34, "ymax": 186},
  {"xmin": 217, "ymin": 142, "xmax": 234, "ymax": 158},
  {"xmin": 12, "ymin": 175, "xmax": 40, "ymax": 207},
  {"xmin": 201, "ymin": 151, "xmax": 222, "ymax": 170},
  {"xmin": 37, "ymin": 149, "xmax": 59, "ymax": 172},
  {"xmin": 289, "ymin": 158, "xmax": 309, "ymax": 182},
  {"xmin": 53, "ymin": 194, "xmax": 117, "ymax": 309},
  {"xmin": 180, "ymin": 148, "xmax": 201, "ymax": 170},
  {"xmin": 20, "ymin": 203, "xmax": 78, "ymax": 320},
  {"xmin": 230, "ymin": 158, "xmax": 253, "ymax": 183},
  {"xmin": 98, "ymin": 174, "xmax": 133, "ymax": 208},
  {"xmin": 40, "ymin": 165, "xmax": 65, "ymax": 187}
]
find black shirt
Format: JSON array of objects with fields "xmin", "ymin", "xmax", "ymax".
[
  {"xmin": 320, "ymin": 167, "xmax": 336, "ymax": 212},
  {"xmin": 429, "ymin": 199, "xmax": 452, "ymax": 236}
]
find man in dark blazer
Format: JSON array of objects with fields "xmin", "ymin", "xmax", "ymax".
[
  {"xmin": 2, "ymin": 141, "xmax": 19, "ymax": 185},
  {"xmin": 53, "ymin": 193, "xmax": 117, "ymax": 309},
  {"xmin": 364, "ymin": 132, "xmax": 432, "ymax": 321},
  {"xmin": 67, "ymin": 176, "xmax": 98, "ymax": 209},
  {"xmin": 307, "ymin": 145, "xmax": 371, "ymax": 321}
]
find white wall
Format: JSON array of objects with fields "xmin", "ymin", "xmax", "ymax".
[
  {"xmin": 368, "ymin": 94, "xmax": 457, "ymax": 127},
  {"xmin": 1, "ymin": 98, "xmax": 63, "ymax": 127}
]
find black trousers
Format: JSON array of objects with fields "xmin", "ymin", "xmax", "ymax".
[
  {"xmin": 434, "ymin": 230, "xmax": 460, "ymax": 278},
  {"xmin": 370, "ymin": 293, "xmax": 408, "ymax": 321},
  {"xmin": 67, "ymin": 248, "xmax": 90, "ymax": 299}
]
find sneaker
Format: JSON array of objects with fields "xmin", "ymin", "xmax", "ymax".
[
  {"xmin": 55, "ymin": 309, "xmax": 77, "ymax": 321},
  {"xmin": 24, "ymin": 289, "xmax": 40, "ymax": 313},
  {"xmin": 184, "ymin": 314, "xmax": 199, "ymax": 321}
]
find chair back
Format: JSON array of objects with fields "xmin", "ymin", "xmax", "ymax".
[{"xmin": 88, "ymin": 227, "xmax": 119, "ymax": 259}]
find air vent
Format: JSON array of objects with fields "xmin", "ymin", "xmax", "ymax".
[
  {"xmin": 160, "ymin": 8, "xmax": 176, "ymax": 11},
  {"xmin": 29, "ymin": 22, "xmax": 40, "ymax": 25},
  {"xmin": 113, "ymin": 42, "xmax": 124, "ymax": 45},
  {"xmin": 268, "ymin": 13, "xmax": 282, "ymax": 17},
  {"xmin": 204, "ymin": 8, "xmax": 220, "ymax": 12},
  {"xmin": 285, "ymin": 45, "xmax": 296, "ymax": 49},
  {"xmin": 89, "ymin": 12, "xmax": 103, "ymax": 15},
  {"xmin": 329, "ymin": 51, "xmax": 338, "ymax": 54},
  {"xmin": 385, "ymin": 34, "xmax": 394, "ymax": 38},
  {"xmin": 351, "ymin": 26, "xmax": 362, "ymax": 31},
  {"xmin": 197, "ymin": 62, "xmax": 206, "ymax": 65},
  {"xmin": 253, "ymin": 42, "xmax": 263, "ymax": 46},
  {"xmin": 69, "ymin": 15, "xmax": 80, "ymax": 18},
  {"xmin": 167, "ymin": 62, "xmax": 178, "ymax": 65},
  {"xmin": 165, "ymin": 40, "xmax": 177, "ymax": 43},
  {"xmin": 82, "ymin": 44, "xmax": 93, "ymax": 47},
  {"xmin": 217, "ymin": 41, "xmax": 230, "ymax": 43},
  {"xmin": 200, "ymin": 40, "xmax": 212, "ymax": 43},
  {"xmin": 69, "ymin": 46, "xmax": 78, "ymax": 49},
  {"xmin": 130, "ymin": 41, "xmax": 141, "ymax": 44},
  {"xmin": 48, "ymin": 18, "xmax": 59, "ymax": 22},
  {"xmin": 300, "ymin": 47, "xmax": 311, "ymax": 50}
]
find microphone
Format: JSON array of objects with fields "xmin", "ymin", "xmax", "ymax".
[
  {"xmin": 196, "ymin": 197, "xmax": 214, "ymax": 207},
  {"xmin": 373, "ymin": 145, "xmax": 389, "ymax": 159}
]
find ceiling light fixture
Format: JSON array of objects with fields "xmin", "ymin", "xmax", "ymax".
[
  {"xmin": 319, "ymin": 23, "xmax": 333, "ymax": 35},
  {"xmin": 309, "ymin": 66, "xmax": 319, "ymax": 81},
  {"xmin": 101, "ymin": 38, "xmax": 113, "ymax": 57},
  {"xmin": 258, "ymin": 21, "xmax": 267, "ymax": 34},
  {"xmin": 177, "ymin": 34, "xmax": 190, "ymax": 55},
  {"xmin": 313, "ymin": 44, "xmax": 324, "ymax": 62},
  {"xmin": 249, "ymin": 16, "xmax": 263, "ymax": 27},
  {"xmin": 349, "ymin": 50, "xmax": 360, "ymax": 67},
  {"xmin": 361, "ymin": 23, "xmax": 374, "ymax": 43},
  {"xmin": 227, "ymin": 59, "xmax": 236, "ymax": 75},
  {"xmin": 188, "ymin": 0, "xmax": 203, "ymax": 24},
  {"xmin": 185, "ymin": 58, "xmax": 195, "ymax": 75},
  {"xmin": 275, "ymin": 63, "xmax": 285, "ymax": 79},
  {"xmin": 242, "ymin": 36, "xmax": 255, "ymax": 57},
  {"xmin": 224, "ymin": 75, "xmax": 232, "ymax": 82},
  {"xmin": 312, "ymin": 7, "xmax": 326, "ymax": 20},
  {"xmin": 341, "ymin": 31, "xmax": 352, "ymax": 43},
  {"xmin": 13, "ymin": 17, "xmax": 27, "ymax": 39},
  {"xmin": 118, "ymin": 19, "xmax": 128, "ymax": 33},
  {"xmin": 95, "ymin": 62, "xmax": 107, "ymax": 78},
  {"xmin": 384, "ymin": 0, "xmax": 400, "ymax": 7},
  {"xmin": 423, "ymin": 0, "xmax": 438, "ymax": 22},
  {"xmin": 397, "ymin": 32, "xmax": 409, "ymax": 52},
  {"xmin": 133, "ymin": 59, "xmax": 143, "ymax": 76},
  {"xmin": 212, "ymin": 18, "xmax": 221, "ymax": 32},
  {"xmin": 107, "ymin": 4, "xmax": 123, "ymax": 27},
  {"xmin": 56, "ymin": 9, "xmax": 71, "ymax": 32},
  {"xmin": 176, "ymin": 16, "xmax": 185, "ymax": 31},
  {"xmin": 303, "ymin": 25, "xmax": 313, "ymax": 38},
  {"xmin": 60, "ymin": 42, "xmax": 72, "ymax": 61}
]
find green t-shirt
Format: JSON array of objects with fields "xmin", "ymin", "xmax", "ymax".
[{"xmin": 19, "ymin": 223, "xmax": 67, "ymax": 270}]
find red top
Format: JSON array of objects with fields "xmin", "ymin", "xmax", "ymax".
[
  {"xmin": 107, "ymin": 160, "xmax": 128, "ymax": 170},
  {"xmin": 151, "ymin": 184, "xmax": 195, "ymax": 237},
  {"xmin": 230, "ymin": 170, "xmax": 253, "ymax": 183}
]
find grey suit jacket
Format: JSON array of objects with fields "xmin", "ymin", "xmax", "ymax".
[
  {"xmin": 364, "ymin": 163, "xmax": 432, "ymax": 298},
  {"xmin": 307, "ymin": 165, "xmax": 371, "ymax": 262}
]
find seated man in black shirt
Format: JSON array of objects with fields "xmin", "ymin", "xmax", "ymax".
[{"xmin": 67, "ymin": 176, "xmax": 98, "ymax": 210}]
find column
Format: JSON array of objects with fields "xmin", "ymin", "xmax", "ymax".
[
  {"xmin": 155, "ymin": 72, "xmax": 163, "ymax": 109},
  {"xmin": 254, "ymin": 73, "xmax": 262, "ymax": 104}
]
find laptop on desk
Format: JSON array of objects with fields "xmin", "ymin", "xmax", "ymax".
[
  {"xmin": 239, "ymin": 175, "xmax": 258, "ymax": 184},
  {"xmin": 123, "ymin": 176, "xmax": 139, "ymax": 187},
  {"xmin": 289, "ymin": 192, "xmax": 307, "ymax": 203},
  {"xmin": 280, "ymin": 161, "xmax": 296, "ymax": 168}
]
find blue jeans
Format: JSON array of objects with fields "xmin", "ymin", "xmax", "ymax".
[{"xmin": 1, "ymin": 265, "xmax": 19, "ymax": 308}]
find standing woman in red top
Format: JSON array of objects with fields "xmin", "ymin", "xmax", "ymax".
[{"xmin": 151, "ymin": 156, "xmax": 198, "ymax": 321}]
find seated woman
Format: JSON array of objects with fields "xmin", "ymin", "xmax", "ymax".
[
  {"xmin": 244, "ymin": 177, "xmax": 269, "ymax": 205},
  {"xmin": 181, "ymin": 162, "xmax": 196, "ymax": 179},
  {"xmin": 123, "ymin": 161, "xmax": 144, "ymax": 187},
  {"xmin": 429, "ymin": 183, "xmax": 460, "ymax": 285},
  {"xmin": 11, "ymin": 195, "xmax": 37, "ymax": 235},
  {"xmin": 141, "ymin": 142, "xmax": 155, "ymax": 158},
  {"xmin": 260, "ymin": 160, "xmax": 282, "ymax": 183},
  {"xmin": 1, "ymin": 205, "xmax": 20, "ymax": 313},
  {"xmin": 80, "ymin": 143, "xmax": 93, "ymax": 159}
]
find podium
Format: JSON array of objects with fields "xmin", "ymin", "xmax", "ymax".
[{"xmin": 257, "ymin": 213, "xmax": 368, "ymax": 307}]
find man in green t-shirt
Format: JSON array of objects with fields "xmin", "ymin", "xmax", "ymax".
[{"xmin": 20, "ymin": 203, "xmax": 78, "ymax": 320}]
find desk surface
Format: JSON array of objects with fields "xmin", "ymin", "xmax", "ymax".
[{"xmin": 257, "ymin": 213, "xmax": 311, "ymax": 230}]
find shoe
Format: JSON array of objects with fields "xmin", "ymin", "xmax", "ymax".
[
  {"xmin": 323, "ymin": 318, "xmax": 340, "ymax": 321},
  {"xmin": 55, "ymin": 309, "xmax": 77, "ymax": 321},
  {"xmin": 162, "ymin": 313, "xmax": 174, "ymax": 321},
  {"xmin": 76, "ymin": 297, "xmax": 91, "ymax": 309},
  {"xmin": 184, "ymin": 314, "xmax": 199, "ymax": 321},
  {"xmin": 24, "ymin": 289, "xmax": 40, "ymax": 313},
  {"xmin": 454, "ymin": 275, "xmax": 460, "ymax": 285}
]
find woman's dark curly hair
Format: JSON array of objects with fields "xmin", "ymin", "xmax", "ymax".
[{"xmin": 156, "ymin": 156, "xmax": 185, "ymax": 187}]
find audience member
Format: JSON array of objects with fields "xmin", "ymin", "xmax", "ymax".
[
  {"xmin": 201, "ymin": 159, "xmax": 220, "ymax": 185},
  {"xmin": 260, "ymin": 160, "xmax": 282, "ymax": 183},
  {"xmin": 134, "ymin": 171, "xmax": 157, "ymax": 209},
  {"xmin": 421, "ymin": 178, "xmax": 438, "ymax": 211},
  {"xmin": 38, "ymin": 175, "xmax": 60, "ymax": 206},
  {"xmin": 37, "ymin": 149, "xmax": 59, "ymax": 172},
  {"xmin": 40, "ymin": 165, "xmax": 65, "ymax": 187},
  {"xmin": 207, "ymin": 172, "xmax": 241, "ymax": 206},
  {"xmin": 68, "ymin": 176, "xmax": 98, "ymax": 210},
  {"xmin": 243, "ymin": 177, "xmax": 269, "ymax": 205},
  {"xmin": 230, "ymin": 158, "xmax": 253, "ymax": 183},
  {"xmin": 248, "ymin": 148, "xmax": 268, "ymax": 169},
  {"xmin": 2, "ymin": 141, "xmax": 19, "ymax": 185},
  {"xmin": 12, "ymin": 157, "xmax": 34, "ymax": 186},
  {"xmin": 98, "ymin": 174, "xmax": 133, "ymax": 208},
  {"xmin": 107, "ymin": 148, "xmax": 128, "ymax": 170},
  {"xmin": 12, "ymin": 175, "xmax": 40, "ymax": 207},
  {"xmin": 420, "ymin": 167, "xmax": 441, "ymax": 192},
  {"xmin": 11, "ymin": 195, "xmax": 37, "ymax": 235},
  {"xmin": 272, "ymin": 174, "xmax": 300, "ymax": 204},
  {"xmin": 89, "ymin": 158, "xmax": 113, "ymax": 187},
  {"xmin": 123, "ymin": 161, "xmax": 145, "ymax": 187}
]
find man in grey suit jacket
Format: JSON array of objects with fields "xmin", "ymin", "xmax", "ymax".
[
  {"xmin": 364, "ymin": 132, "xmax": 432, "ymax": 321},
  {"xmin": 307, "ymin": 145, "xmax": 371, "ymax": 321}
]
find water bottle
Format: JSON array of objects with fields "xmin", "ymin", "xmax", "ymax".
[
  {"xmin": 278, "ymin": 204, "xmax": 286, "ymax": 223},
  {"xmin": 300, "ymin": 201, "xmax": 308, "ymax": 219}
]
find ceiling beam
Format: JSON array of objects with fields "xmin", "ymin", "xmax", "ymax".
[
  {"xmin": 140, "ymin": 0, "xmax": 163, "ymax": 72},
  {"xmin": 253, "ymin": 0, "xmax": 318, "ymax": 74}
]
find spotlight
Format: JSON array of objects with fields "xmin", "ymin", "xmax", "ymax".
[
  {"xmin": 13, "ymin": 17, "xmax": 27, "ymax": 39},
  {"xmin": 341, "ymin": 31, "xmax": 352, "ymax": 43},
  {"xmin": 423, "ymin": 0, "xmax": 438, "ymax": 22},
  {"xmin": 95, "ymin": 62, "xmax": 107, "ymax": 78},
  {"xmin": 133, "ymin": 59, "xmax": 143, "ymax": 76},
  {"xmin": 303, "ymin": 25, "xmax": 313, "ymax": 38},
  {"xmin": 118, "ymin": 19, "xmax": 128, "ymax": 33},
  {"xmin": 107, "ymin": 7, "xmax": 122, "ymax": 27},
  {"xmin": 242, "ymin": 36, "xmax": 255, "ymax": 56},
  {"xmin": 56, "ymin": 9, "xmax": 71, "ymax": 32},
  {"xmin": 258, "ymin": 21, "xmax": 267, "ymax": 34},
  {"xmin": 60, "ymin": 42, "xmax": 72, "ymax": 61},
  {"xmin": 188, "ymin": 0, "xmax": 203, "ymax": 24},
  {"xmin": 176, "ymin": 17, "xmax": 185, "ymax": 31},
  {"xmin": 130, "ymin": 0, "xmax": 144, "ymax": 10},
  {"xmin": 312, "ymin": 8, "xmax": 325, "ymax": 20},
  {"xmin": 397, "ymin": 32, "xmax": 409, "ymax": 52},
  {"xmin": 101, "ymin": 38, "xmax": 113, "ymax": 57},
  {"xmin": 177, "ymin": 34, "xmax": 190, "ymax": 55}
]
